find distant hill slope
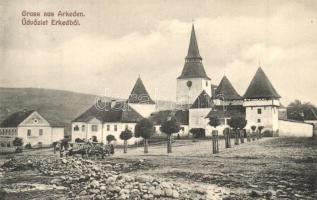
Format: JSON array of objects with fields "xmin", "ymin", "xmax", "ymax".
[{"xmin": 0, "ymin": 88, "xmax": 175, "ymax": 135}]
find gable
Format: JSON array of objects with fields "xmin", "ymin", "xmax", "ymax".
[{"xmin": 19, "ymin": 111, "xmax": 50, "ymax": 127}]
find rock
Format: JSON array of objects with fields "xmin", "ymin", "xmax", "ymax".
[
  {"xmin": 50, "ymin": 178, "xmax": 61, "ymax": 185},
  {"xmin": 250, "ymin": 190, "xmax": 262, "ymax": 197},
  {"xmin": 90, "ymin": 180, "xmax": 100, "ymax": 188},
  {"xmin": 152, "ymin": 189, "xmax": 162, "ymax": 197},
  {"xmin": 172, "ymin": 190, "xmax": 179, "ymax": 198},
  {"xmin": 164, "ymin": 188, "xmax": 173, "ymax": 197},
  {"xmin": 135, "ymin": 175, "xmax": 153, "ymax": 183},
  {"xmin": 61, "ymin": 159, "xmax": 68, "ymax": 164},
  {"xmin": 161, "ymin": 181, "xmax": 172, "ymax": 189},
  {"xmin": 100, "ymin": 186, "xmax": 106, "ymax": 191}
]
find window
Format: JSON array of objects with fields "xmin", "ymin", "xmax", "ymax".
[
  {"xmin": 107, "ymin": 125, "xmax": 110, "ymax": 131},
  {"xmin": 257, "ymin": 108, "xmax": 262, "ymax": 114},
  {"xmin": 27, "ymin": 129, "xmax": 32, "ymax": 137},
  {"xmin": 91, "ymin": 125, "xmax": 98, "ymax": 132},
  {"xmin": 257, "ymin": 119, "xmax": 261, "ymax": 123},
  {"xmin": 39, "ymin": 129, "xmax": 43, "ymax": 136},
  {"xmin": 7, "ymin": 143, "xmax": 11, "ymax": 147},
  {"xmin": 206, "ymin": 81, "xmax": 208, "ymax": 87},
  {"xmin": 81, "ymin": 125, "xmax": 85, "ymax": 132},
  {"xmin": 74, "ymin": 125, "xmax": 79, "ymax": 131},
  {"xmin": 114, "ymin": 125, "xmax": 118, "ymax": 132},
  {"xmin": 1, "ymin": 143, "xmax": 5, "ymax": 147}
]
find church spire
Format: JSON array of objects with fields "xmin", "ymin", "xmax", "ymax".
[{"xmin": 186, "ymin": 24, "xmax": 202, "ymax": 61}]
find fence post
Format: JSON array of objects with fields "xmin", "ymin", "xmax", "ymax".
[
  {"xmin": 223, "ymin": 128, "xmax": 230, "ymax": 148},
  {"xmin": 234, "ymin": 129, "xmax": 239, "ymax": 145},
  {"xmin": 247, "ymin": 130, "xmax": 251, "ymax": 142},
  {"xmin": 212, "ymin": 130, "xmax": 219, "ymax": 154},
  {"xmin": 240, "ymin": 129, "xmax": 245, "ymax": 143}
]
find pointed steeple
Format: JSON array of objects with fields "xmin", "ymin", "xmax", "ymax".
[
  {"xmin": 178, "ymin": 24, "xmax": 210, "ymax": 80},
  {"xmin": 127, "ymin": 77, "xmax": 155, "ymax": 104},
  {"xmin": 215, "ymin": 76, "xmax": 242, "ymax": 100},
  {"xmin": 186, "ymin": 24, "xmax": 202, "ymax": 60},
  {"xmin": 243, "ymin": 67, "xmax": 281, "ymax": 99}
]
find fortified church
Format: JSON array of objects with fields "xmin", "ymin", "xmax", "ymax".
[{"xmin": 71, "ymin": 25, "xmax": 282, "ymax": 144}]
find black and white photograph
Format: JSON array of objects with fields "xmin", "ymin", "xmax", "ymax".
[{"xmin": 0, "ymin": 0, "xmax": 316, "ymax": 199}]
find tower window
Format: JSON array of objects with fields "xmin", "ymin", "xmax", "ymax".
[
  {"xmin": 39, "ymin": 129, "xmax": 43, "ymax": 136},
  {"xmin": 257, "ymin": 108, "xmax": 262, "ymax": 114},
  {"xmin": 27, "ymin": 129, "xmax": 32, "ymax": 137},
  {"xmin": 257, "ymin": 119, "xmax": 261, "ymax": 123}
]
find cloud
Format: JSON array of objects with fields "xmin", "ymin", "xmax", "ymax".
[{"xmin": 1, "ymin": 1, "xmax": 317, "ymax": 106}]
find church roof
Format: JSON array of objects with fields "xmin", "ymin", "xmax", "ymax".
[
  {"xmin": 149, "ymin": 109, "xmax": 189, "ymax": 125},
  {"xmin": 178, "ymin": 25, "xmax": 210, "ymax": 80},
  {"xmin": 243, "ymin": 67, "xmax": 281, "ymax": 99},
  {"xmin": 73, "ymin": 101, "xmax": 143, "ymax": 123},
  {"xmin": 0, "ymin": 110, "xmax": 35, "ymax": 127},
  {"xmin": 191, "ymin": 90, "xmax": 212, "ymax": 109},
  {"xmin": 127, "ymin": 77, "xmax": 155, "ymax": 104},
  {"xmin": 186, "ymin": 25, "xmax": 201, "ymax": 59},
  {"xmin": 214, "ymin": 76, "xmax": 242, "ymax": 100}
]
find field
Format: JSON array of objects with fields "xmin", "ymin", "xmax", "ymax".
[{"xmin": 0, "ymin": 137, "xmax": 316, "ymax": 199}]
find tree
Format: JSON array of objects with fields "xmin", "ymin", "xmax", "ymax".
[
  {"xmin": 13, "ymin": 137, "xmax": 23, "ymax": 153},
  {"xmin": 208, "ymin": 116, "xmax": 221, "ymax": 128},
  {"xmin": 160, "ymin": 118, "xmax": 181, "ymax": 153},
  {"xmin": 228, "ymin": 117, "xmax": 246, "ymax": 145},
  {"xmin": 258, "ymin": 126, "xmax": 264, "ymax": 138},
  {"xmin": 106, "ymin": 134, "xmax": 116, "ymax": 144},
  {"xmin": 287, "ymin": 100, "xmax": 317, "ymax": 121},
  {"xmin": 135, "ymin": 118, "xmax": 154, "ymax": 153},
  {"xmin": 120, "ymin": 129, "xmax": 133, "ymax": 153}
]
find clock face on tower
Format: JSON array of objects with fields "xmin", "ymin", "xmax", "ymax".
[{"xmin": 186, "ymin": 80, "xmax": 192, "ymax": 88}]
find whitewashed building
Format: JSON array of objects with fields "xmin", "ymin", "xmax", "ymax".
[
  {"xmin": 71, "ymin": 77, "xmax": 156, "ymax": 145},
  {"xmin": 0, "ymin": 110, "xmax": 64, "ymax": 148}
]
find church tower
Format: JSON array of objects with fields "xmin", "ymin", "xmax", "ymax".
[{"xmin": 176, "ymin": 25, "xmax": 211, "ymax": 107}]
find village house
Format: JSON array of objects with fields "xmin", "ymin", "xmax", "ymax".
[
  {"xmin": 0, "ymin": 110, "xmax": 64, "ymax": 150},
  {"xmin": 71, "ymin": 77, "xmax": 156, "ymax": 145}
]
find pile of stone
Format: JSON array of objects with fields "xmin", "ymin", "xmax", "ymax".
[{"xmin": 1, "ymin": 157, "xmax": 205, "ymax": 199}]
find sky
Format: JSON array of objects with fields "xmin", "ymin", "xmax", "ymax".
[{"xmin": 0, "ymin": 0, "xmax": 317, "ymax": 106}]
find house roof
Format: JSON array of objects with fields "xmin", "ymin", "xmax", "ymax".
[
  {"xmin": 127, "ymin": 77, "xmax": 155, "ymax": 104},
  {"xmin": 178, "ymin": 25, "xmax": 210, "ymax": 80},
  {"xmin": 206, "ymin": 105, "xmax": 245, "ymax": 119},
  {"xmin": 243, "ymin": 67, "xmax": 281, "ymax": 99},
  {"xmin": 0, "ymin": 110, "xmax": 35, "ymax": 127},
  {"xmin": 73, "ymin": 101, "xmax": 143, "ymax": 123},
  {"xmin": 149, "ymin": 109, "xmax": 189, "ymax": 125},
  {"xmin": 214, "ymin": 76, "xmax": 241, "ymax": 100},
  {"xmin": 191, "ymin": 90, "xmax": 212, "ymax": 109}
]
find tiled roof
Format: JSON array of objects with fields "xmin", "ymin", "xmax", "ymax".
[
  {"xmin": 72, "ymin": 101, "xmax": 143, "ymax": 123},
  {"xmin": 243, "ymin": 67, "xmax": 281, "ymax": 99},
  {"xmin": 206, "ymin": 105, "xmax": 245, "ymax": 119},
  {"xmin": 149, "ymin": 109, "xmax": 189, "ymax": 125},
  {"xmin": 178, "ymin": 25, "xmax": 210, "ymax": 80},
  {"xmin": 0, "ymin": 110, "xmax": 34, "ymax": 127},
  {"xmin": 127, "ymin": 77, "xmax": 155, "ymax": 104},
  {"xmin": 214, "ymin": 76, "xmax": 241, "ymax": 100},
  {"xmin": 191, "ymin": 90, "xmax": 212, "ymax": 109}
]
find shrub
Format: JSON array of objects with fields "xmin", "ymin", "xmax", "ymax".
[
  {"xmin": 75, "ymin": 138, "xmax": 84, "ymax": 143},
  {"xmin": 25, "ymin": 143, "xmax": 32, "ymax": 149},
  {"xmin": 190, "ymin": 128, "xmax": 206, "ymax": 139},
  {"xmin": 106, "ymin": 134, "xmax": 116, "ymax": 144},
  {"xmin": 262, "ymin": 130, "xmax": 273, "ymax": 137}
]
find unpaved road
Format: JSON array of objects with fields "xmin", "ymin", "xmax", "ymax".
[{"xmin": 1, "ymin": 137, "xmax": 317, "ymax": 199}]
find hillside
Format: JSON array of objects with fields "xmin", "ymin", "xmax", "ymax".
[{"xmin": 0, "ymin": 88, "xmax": 175, "ymax": 135}]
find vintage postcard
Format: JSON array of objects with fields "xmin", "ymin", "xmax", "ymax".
[{"xmin": 0, "ymin": 0, "xmax": 316, "ymax": 199}]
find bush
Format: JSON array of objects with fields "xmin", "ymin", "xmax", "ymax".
[
  {"xmin": 106, "ymin": 134, "xmax": 116, "ymax": 144},
  {"xmin": 190, "ymin": 128, "xmax": 206, "ymax": 139},
  {"xmin": 25, "ymin": 143, "xmax": 32, "ymax": 149},
  {"xmin": 262, "ymin": 130, "xmax": 273, "ymax": 137},
  {"xmin": 75, "ymin": 138, "xmax": 85, "ymax": 143}
]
